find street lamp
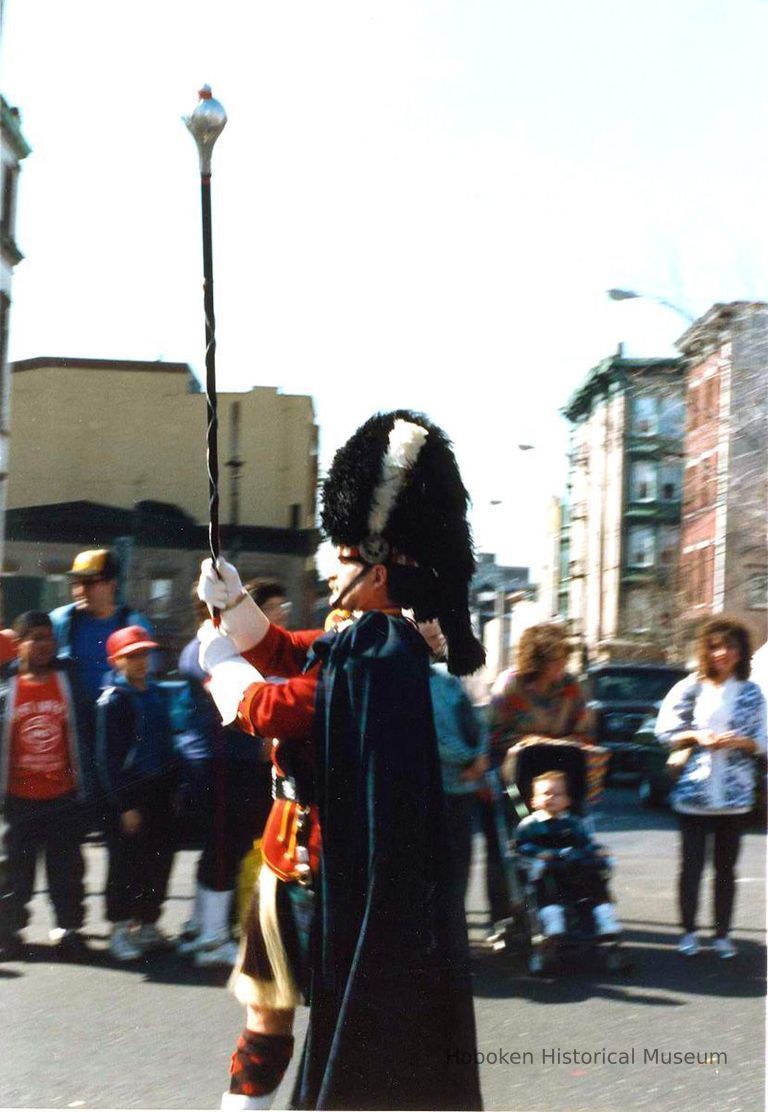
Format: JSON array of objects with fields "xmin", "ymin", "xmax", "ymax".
[{"xmin": 606, "ymin": 288, "xmax": 695, "ymax": 325}]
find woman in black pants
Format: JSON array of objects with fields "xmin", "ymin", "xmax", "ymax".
[{"xmin": 656, "ymin": 617, "xmax": 766, "ymax": 959}]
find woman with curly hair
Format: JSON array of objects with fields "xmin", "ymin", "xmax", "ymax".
[
  {"xmin": 479, "ymin": 623, "xmax": 597, "ymax": 938},
  {"xmin": 490, "ymin": 623, "xmax": 593, "ymax": 755},
  {"xmin": 656, "ymin": 617, "xmax": 766, "ymax": 959}
]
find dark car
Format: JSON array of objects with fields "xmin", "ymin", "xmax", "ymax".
[
  {"xmin": 584, "ymin": 663, "xmax": 687, "ymax": 779},
  {"xmin": 631, "ymin": 713, "xmax": 671, "ymax": 806}
]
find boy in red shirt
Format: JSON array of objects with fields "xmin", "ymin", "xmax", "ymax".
[{"xmin": 0, "ymin": 611, "xmax": 93, "ymax": 962}]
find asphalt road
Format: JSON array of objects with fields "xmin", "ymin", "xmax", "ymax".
[{"xmin": 0, "ymin": 788, "xmax": 764, "ymax": 1111}]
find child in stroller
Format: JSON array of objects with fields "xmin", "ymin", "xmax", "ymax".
[{"xmin": 503, "ymin": 743, "xmax": 622, "ymax": 972}]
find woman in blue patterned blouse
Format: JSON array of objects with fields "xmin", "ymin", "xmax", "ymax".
[{"xmin": 655, "ymin": 617, "xmax": 767, "ymax": 960}]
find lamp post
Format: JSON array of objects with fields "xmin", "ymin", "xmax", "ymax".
[
  {"xmin": 606, "ymin": 288, "xmax": 696, "ymax": 325},
  {"xmin": 184, "ymin": 85, "xmax": 228, "ymax": 573}
]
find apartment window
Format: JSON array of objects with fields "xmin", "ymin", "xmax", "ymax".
[
  {"xmin": 701, "ymin": 457, "xmax": 714, "ymax": 509},
  {"xmin": 660, "ymin": 464, "xmax": 680, "ymax": 502},
  {"xmin": 624, "ymin": 588, "xmax": 652, "ymax": 634},
  {"xmin": 658, "ymin": 526, "xmax": 678, "ymax": 566},
  {"xmin": 631, "ymin": 395, "xmax": 657, "ymax": 436},
  {"xmin": 627, "ymin": 526, "xmax": 655, "ymax": 568},
  {"xmin": 746, "ymin": 571, "xmax": 768, "ymax": 610},
  {"xmin": 704, "ymin": 376, "xmax": 719, "ymax": 418},
  {"xmin": 630, "ymin": 460, "xmax": 656, "ymax": 502},
  {"xmin": 0, "ymin": 165, "xmax": 18, "ymax": 239},
  {"xmin": 659, "ymin": 394, "xmax": 684, "ymax": 438}
]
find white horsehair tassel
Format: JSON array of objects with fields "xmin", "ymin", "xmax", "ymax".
[{"xmin": 367, "ymin": 419, "xmax": 429, "ymax": 536}]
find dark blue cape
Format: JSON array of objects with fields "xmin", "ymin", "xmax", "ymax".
[{"xmin": 292, "ymin": 612, "xmax": 482, "ymax": 1111}]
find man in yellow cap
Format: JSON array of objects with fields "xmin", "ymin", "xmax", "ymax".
[{"xmin": 50, "ymin": 549, "xmax": 153, "ymax": 707}]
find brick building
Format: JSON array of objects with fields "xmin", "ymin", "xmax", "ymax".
[{"xmin": 677, "ymin": 302, "xmax": 768, "ymax": 648}]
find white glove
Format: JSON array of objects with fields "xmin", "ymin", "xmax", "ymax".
[
  {"xmin": 198, "ymin": 621, "xmax": 264, "ymax": 726},
  {"xmin": 197, "ymin": 558, "xmax": 269, "ymax": 652},
  {"xmin": 197, "ymin": 557, "xmax": 245, "ymax": 613}
]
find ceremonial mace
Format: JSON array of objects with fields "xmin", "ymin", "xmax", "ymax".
[{"xmin": 184, "ymin": 85, "xmax": 228, "ymax": 602}]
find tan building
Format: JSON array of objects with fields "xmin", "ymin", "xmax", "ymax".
[{"xmin": 5, "ymin": 357, "xmax": 319, "ymax": 646}]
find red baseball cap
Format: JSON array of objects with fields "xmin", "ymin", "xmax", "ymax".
[{"xmin": 106, "ymin": 625, "xmax": 158, "ymax": 662}]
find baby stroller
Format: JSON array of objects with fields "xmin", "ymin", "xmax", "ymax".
[{"xmin": 491, "ymin": 740, "xmax": 623, "ymax": 975}]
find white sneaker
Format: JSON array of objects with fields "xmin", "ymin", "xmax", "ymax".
[
  {"xmin": 713, "ymin": 936, "xmax": 737, "ymax": 960},
  {"xmin": 109, "ymin": 922, "xmax": 142, "ymax": 962},
  {"xmin": 134, "ymin": 923, "xmax": 170, "ymax": 952},
  {"xmin": 538, "ymin": 904, "xmax": 566, "ymax": 938},
  {"xmin": 221, "ymin": 1091, "xmax": 274, "ymax": 1109},
  {"xmin": 593, "ymin": 902, "xmax": 621, "ymax": 937},
  {"xmin": 194, "ymin": 933, "xmax": 239, "ymax": 967},
  {"xmin": 678, "ymin": 931, "xmax": 700, "ymax": 956}
]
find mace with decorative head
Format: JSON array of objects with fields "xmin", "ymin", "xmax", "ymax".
[{"xmin": 184, "ymin": 84, "xmax": 227, "ymax": 583}]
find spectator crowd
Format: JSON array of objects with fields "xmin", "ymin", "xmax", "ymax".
[
  {"xmin": 0, "ymin": 548, "xmax": 286, "ymax": 966},
  {"xmin": 0, "ymin": 545, "xmax": 765, "ymax": 980}
]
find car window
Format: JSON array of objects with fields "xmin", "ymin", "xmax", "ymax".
[{"xmin": 593, "ymin": 671, "xmax": 683, "ymax": 703}]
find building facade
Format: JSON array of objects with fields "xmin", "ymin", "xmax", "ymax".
[
  {"xmin": 0, "ymin": 94, "xmax": 30, "ymax": 573},
  {"xmin": 5, "ymin": 357, "xmax": 319, "ymax": 646},
  {"xmin": 677, "ymin": 302, "xmax": 768, "ymax": 648},
  {"xmin": 561, "ymin": 351, "xmax": 685, "ymax": 662}
]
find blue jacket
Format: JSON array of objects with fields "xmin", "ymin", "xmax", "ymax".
[
  {"xmin": 0, "ymin": 660, "xmax": 95, "ymax": 806},
  {"xmin": 50, "ymin": 602, "xmax": 153, "ymax": 702},
  {"xmin": 96, "ymin": 676, "xmax": 179, "ymax": 813},
  {"xmin": 429, "ymin": 663, "xmax": 488, "ymax": 795},
  {"xmin": 656, "ymin": 674, "xmax": 767, "ymax": 813}
]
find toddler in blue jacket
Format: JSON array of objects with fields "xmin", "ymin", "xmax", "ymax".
[{"xmin": 514, "ymin": 770, "xmax": 621, "ymax": 939}]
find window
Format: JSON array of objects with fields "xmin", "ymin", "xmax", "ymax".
[
  {"xmin": 659, "ymin": 394, "xmax": 684, "ymax": 437},
  {"xmin": 658, "ymin": 526, "xmax": 678, "ymax": 566},
  {"xmin": 630, "ymin": 460, "xmax": 656, "ymax": 502},
  {"xmin": 700, "ymin": 457, "xmax": 714, "ymax": 508},
  {"xmin": 660, "ymin": 464, "xmax": 681, "ymax": 502},
  {"xmin": 627, "ymin": 526, "xmax": 655, "ymax": 568},
  {"xmin": 746, "ymin": 572, "xmax": 768, "ymax": 610},
  {"xmin": 0, "ymin": 165, "xmax": 18, "ymax": 239},
  {"xmin": 148, "ymin": 577, "xmax": 174, "ymax": 620},
  {"xmin": 623, "ymin": 589, "xmax": 651, "ymax": 634},
  {"xmin": 631, "ymin": 395, "xmax": 657, "ymax": 436},
  {"xmin": 704, "ymin": 376, "xmax": 719, "ymax": 418},
  {"xmin": 41, "ymin": 575, "xmax": 70, "ymax": 611}
]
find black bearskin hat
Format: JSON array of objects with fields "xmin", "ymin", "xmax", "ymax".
[{"xmin": 321, "ymin": 409, "xmax": 486, "ymax": 676}]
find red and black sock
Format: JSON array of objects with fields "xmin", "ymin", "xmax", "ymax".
[{"xmin": 229, "ymin": 1030, "xmax": 294, "ymax": 1097}]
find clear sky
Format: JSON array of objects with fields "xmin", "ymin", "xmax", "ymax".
[{"xmin": 3, "ymin": 1, "xmax": 768, "ymax": 568}]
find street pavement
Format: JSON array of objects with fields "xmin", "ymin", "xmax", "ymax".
[{"xmin": 0, "ymin": 787, "xmax": 764, "ymax": 1111}]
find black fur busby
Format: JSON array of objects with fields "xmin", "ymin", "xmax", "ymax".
[{"xmin": 321, "ymin": 409, "xmax": 486, "ymax": 676}]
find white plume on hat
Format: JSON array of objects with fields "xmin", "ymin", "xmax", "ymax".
[{"xmin": 367, "ymin": 419, "xmax": 429, "ymax": 538}]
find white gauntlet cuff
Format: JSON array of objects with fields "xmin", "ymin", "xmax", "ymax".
[
  {"xmin": 220, "ymin": 592, "xmax": 270, "ymax": 654},
  {"xmin": 207, "ymin": 658, "xmax": 264, "ymax": 726}
]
